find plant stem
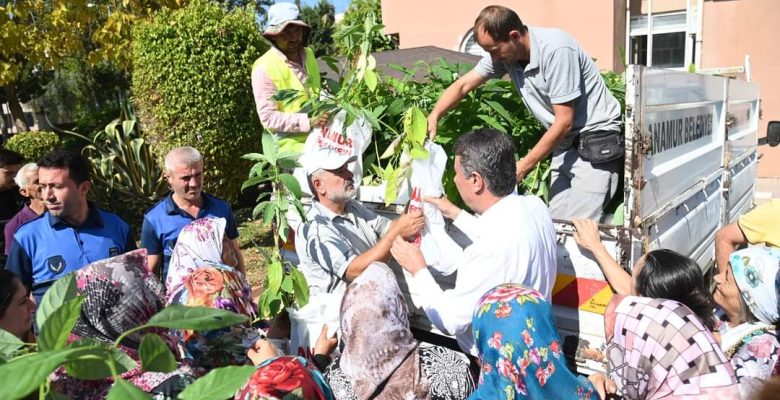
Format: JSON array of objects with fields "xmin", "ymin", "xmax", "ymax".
[{"xmin": 113, "ymin": 325, "xmax": 147, "ymax": 348}]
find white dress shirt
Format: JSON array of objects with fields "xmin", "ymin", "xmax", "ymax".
[{"xmin": 410, "ymin": 194, "xmax": 557, "ymax": 355}]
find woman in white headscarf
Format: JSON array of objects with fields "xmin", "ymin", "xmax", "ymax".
[{"xmin": 715, "ymin": 246, "xmax": 780, "ymax": 398}]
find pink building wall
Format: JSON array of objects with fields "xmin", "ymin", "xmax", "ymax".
[
  {"xmin": 700, "ymin": 0, "xmax": 780, "ymax": 178},
  {"xmin": 382, "ymin": 0, "xmax": 627, "ymax": 72}
]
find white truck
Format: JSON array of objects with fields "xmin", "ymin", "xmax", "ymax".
[{"xmin": 287, "ymin": 65, "xmax": 776, "ymax": 374}]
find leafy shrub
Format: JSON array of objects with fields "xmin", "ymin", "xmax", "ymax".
[
  {"xmin": 4, "ymin": 131, "xmax": 61, "ymax": 162},
  {"xmin": 132, "ymin": 0, "xmax": 268, "ymax": 202}
]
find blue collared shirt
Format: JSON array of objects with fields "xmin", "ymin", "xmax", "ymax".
[
  {"xmin": 140, "ymin": 192, "xmax": 238, "ymax": 279},
  {"xmin": 5, "ymin": 204, "xmax": 136, "ymax": 304}
]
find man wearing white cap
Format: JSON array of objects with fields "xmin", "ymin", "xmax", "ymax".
[
  {"xmin": 252, "ymin": 2, "xmax": 324, "ymax": 154},
  {"xmin": 295, "ymin": 147, "xmax": 425, "ymax": 296}
]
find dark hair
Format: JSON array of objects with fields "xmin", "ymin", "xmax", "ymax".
[
  {"xmin": 0, "ymin": 270, "xmax": 21, "ymax": 320},
  {"xmin": 474, "ymin": 5, "xmax": 528, "ymax": 41},
  {"xmin": 37, "ymin": 150, "xmax": 91, "ymax": 184},
  {"xmin": 0, "ymin": 149, "xmax": 24, "ymax": 168},
  {"xmin": 453, "ymin": 129, "xmax": 517, "ymax": 197},
  {"xmin": 635, "ymin": 249, "xmax": 717, "ymax": 330}
]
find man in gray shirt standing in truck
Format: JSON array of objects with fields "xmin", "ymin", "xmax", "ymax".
[{"xmin": 427, "ymin": 5, "xmax": 623, "ymax": 220}]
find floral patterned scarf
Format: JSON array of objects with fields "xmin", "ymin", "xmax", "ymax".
[
  {"xmin": 235, "ymin": 356, "xmax": 333, "ymax": 400},
  {"xmin": 168, "ymin": 262, "xmax": 259, "ymax": 368},
  {"xmin": 52, "ymin": 249, "xmax": 196, "ymax": 399},
  {"xmin": 470, "ymin": 284, "xmax": 596, "ymax": 399},
  {"xmin": 605, "ymin": 295, "xmax": 740, "ymax": 399},
  {"xmin": 166, "ymin": 217, "xmax": 227, "ymax": 301},
  {"xmin": 729, "ymin": 246, "xmax": 780, "ymax": 325},
  {"xmin": 339, "ymin": 262, "xmax": 429, "ymax": 399}
]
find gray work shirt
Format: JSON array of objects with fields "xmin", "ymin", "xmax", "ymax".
[
  {"xmin": 295, "ymin": 200, "xmax": 391, "ymax": 295},
  {"xmin": 474, "ymin": 27, "xmax": 622, "ymax": 143}
]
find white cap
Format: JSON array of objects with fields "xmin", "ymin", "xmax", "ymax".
[
  {"xmin": 263, "ymin": 3, "xmax": 310, "ymax": 37},
  {"xmin": 302, "ymin": 147, "xmax": 357, "ymax": 176}
]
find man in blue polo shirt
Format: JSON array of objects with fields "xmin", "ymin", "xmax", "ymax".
[
  {"xmin": 6, "ymin": 150, "xmax": 136, "ymax": 304},
  {"xmin": 141, "ymin": 146, "xmax": 243, "ymax": 281}
]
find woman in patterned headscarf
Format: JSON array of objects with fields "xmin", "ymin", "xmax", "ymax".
[
  {"xmin": 324, "ymin": 262, "xmax": 474, "ymax": 400},
  {"xmin": 165, "ymin": 216, "xmax": 240, "ymax": 300},
  {"xmin": 470, "ymin": 283, "xmax": 598, "ymax": 399},
  {"xmin": 605, "ymin": 295, "xmax": 740, "ymax": 399},
  {"xmin": 50, "ymin": 249, "xmax": 197, "ymax": 399},
  {"xmin": 714, "ymin": 246, "xmax": 780, "ymax": 398},
  {"xmin": 166, "ymin": 218, "xmax": 261, "ymax": 369}
]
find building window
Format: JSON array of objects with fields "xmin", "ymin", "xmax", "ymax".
[
  {"xmin": 629, "ymin": 12, "xmax": 689, "ymax": 69},
  {"xmin": 459, "ymin": 28, "xmax": 488, "ymax": 57}
]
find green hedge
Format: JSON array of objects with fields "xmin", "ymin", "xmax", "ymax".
[
  {"xmin": 4, "ymin": 131, "xmax": 61, "ymax": 162},
  {"xmin": 132, "ymin": 0, "xmax": 268, "ymax": 202}
]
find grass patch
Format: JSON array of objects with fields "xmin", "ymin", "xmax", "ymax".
[{"xmin": 235, "ymin": 208, "xmax": 275, "ymax": 289}]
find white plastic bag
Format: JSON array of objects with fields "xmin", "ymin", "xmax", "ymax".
[
  {"xmin": 294, "ymin": 110, "xmax": 372, "ymax": 197},
  {"xmin": 286, "ymin": 292, "xmax": 341, "ymax": 359},
  {"xmin": 409, "ymin": 143, "xmax": 464, "ymax": 275}
]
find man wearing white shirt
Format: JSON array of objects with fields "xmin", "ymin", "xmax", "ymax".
[{"xmin": 391, "ymin": 129, "xmax": 557, "ymax": 355}]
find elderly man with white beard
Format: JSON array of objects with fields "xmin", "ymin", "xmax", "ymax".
[{"xmin": 295, "ymin": 148, "xmax": 425, "ymax": 297}]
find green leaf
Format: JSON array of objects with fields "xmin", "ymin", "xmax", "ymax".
[
  {"xmin": 39, "ymin": 296, "xmax": 85, "ymax": 351},
  {"xmin": 65, "ymin": 339, "xmax": 136, "ymax": 380},
  {"xmin": 146, "ymin": 305, "xmax": 248, "ymax": 330},
  {"xmin": 266, "ymin": 259, "xmax": 283, "ymax": 295},
  {"xmin": 279, "ymin": 173, "xmax": 302, "ymax": 199},
  {"xmin": 241, "ymin": 175, "xmax": 265, "ymax": 192},
  {"xmin": 280, "ymin": 275, "xmax": 294, "ymax": 294},
  {"xmin": 476, "ymin": 114, "xmax": 507, "ymax": 132},
  {"xmin": 485, "ymin": 100, "xmax": 514, "ymax": 124},
  {"xmin": 0, "ymin": 347, "xmax": 87, "ymax": 399},
  {"xmin": 364, "ymin": 69, "xmax": 378, "ymax": 92},
  {"xmin": 261, "ymin": 133, "xmax": 278, "ymax": 165},
  {"xmin": 290, "ymin": 267, "xmax": 310, "ymax": 308},
  {"xmin": 409, "ymin": 145, "xmax": 429, "ymax": 160},
  {"xmin": 178, "ymin": 365, "xmax": 257, "ymax": 400},
  {"xmin": 252, "ymin": 200, "xmax": 271, "ymax": 220},
  {"xmin": 241, "ymin": 153, "xmax": 267, "ymax": 162},
  {"xmin": 403, "ymin": 106, "xmax": 427, "ymax": 145},
  {"xmin": 0, "ymin": 329, "xmax": 24, "ymax": 359},
  {"xmin": 36, "ymin": 273, "xmax": 77, "ymax": 330},
  {"xmin": 106, "ymin": 379, "xmax": 152, "ymax": 400},
  {"xmin": 139, "ymin": 334, "xmax": 176, "ymax": 373},
  {"xmin": 262, "ymin": 202, "xmax": 276, "ymax": 226}
]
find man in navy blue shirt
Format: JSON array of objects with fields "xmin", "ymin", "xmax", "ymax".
[
  {"xmin": 6, "ymin": 150, "xmax": 136, "ymax": 304},
  {"xmin": 140, "ymin": 146, "xmax": 243, "ymax": 281}
]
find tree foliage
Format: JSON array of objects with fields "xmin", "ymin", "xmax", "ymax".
[
  {"xmin": 300, "ymin": 0, "xmax": 336, "ymax": 57},
  {"xmin": 132, "ymin": 0, "xmax": 269, "ymax": 201},
  {"xmin": 219, "ymin": 0, "xmax": 274, "ymax": 25},
  {"xmin": 335, "ymin": 0, "xmax": 398, "ymax": 56},
  {"xmin": 0, "ymin": 0, "xmax": 186, "ymax": 132}
]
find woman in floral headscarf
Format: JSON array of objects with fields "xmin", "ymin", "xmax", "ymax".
[
  {"xmin": 166, "ymin": 217, "xmax": 261, "ymax": 369},
  {"xmin": 50, "ymin": 249, "xmax": 197, "ymax": 399},
  {"xmin": 325, "ymin": 262, "xmax": 474, "ymax": 400},
  {"xmin": 235, "ymin": 356, "xmax": 334, "ymax": 400},
  {"xmin": 714, "ymin": 246, "xmax": 780, "ymax": 398},
  {"xmin": 605, "ymin": 295, "xmax": 740, "ymax": 399},
  {"xmin": 166, "ymin": 216, "xmax": 240, "ymax": 299},
  {"xmin": 470, "ymin": 283, "xmax": 598, "ymax": 399}
]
